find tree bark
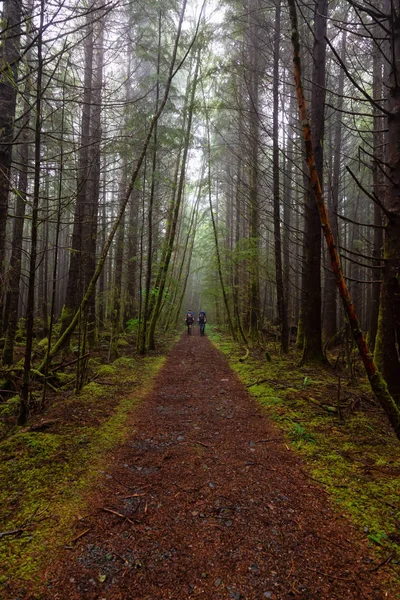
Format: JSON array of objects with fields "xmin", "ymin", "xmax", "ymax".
[
  {"xmin": 19, "ymin": 0, "xmax": 45, "ymax": 425},
  {"xmin": 301, "ymin": 0, "xmax": 328, "ymax": 364},
  {"xmin": 374, "ymin": 1, "xmax": 400, "ymax": 404},
  {"xmin": 272, "ymin": 0, "xmax": 289, "ymax": 353},
  {"xmin": 288, "ymin": 0, "xmax": 400, "ymax": 439},
  {"xmin": 0, "ymin": 0, "xmax": 22, "ymax": 335}
]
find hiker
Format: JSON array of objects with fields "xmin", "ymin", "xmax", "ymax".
[
  {"xmin": 185, "ymin": 310, "xmax": 194, "ymax": 335},
  {"xmin": 198, "ymin": 310, "xmax": 207, "ymax": 336}
]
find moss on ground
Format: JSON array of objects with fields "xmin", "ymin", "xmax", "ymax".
[
  {"xmin": 209, "ymin": 330, "xmax": 400, "ymax": 587},
  {"xmin": 0, "ymin": 354, "xmax": 165, "ymax": 593}
]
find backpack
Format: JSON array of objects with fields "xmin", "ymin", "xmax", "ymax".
[
  {"xmin": 198, "ymin": 311, "xmax": 206, "ymax": 323},
  {"xmin": 186, "ymin": 311, "xmax": 194, "ymax": 323}
]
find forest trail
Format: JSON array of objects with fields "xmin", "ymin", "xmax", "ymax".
[{"xmin": 44, "ymin": 333, "xmax": 393, "ymax": 600}]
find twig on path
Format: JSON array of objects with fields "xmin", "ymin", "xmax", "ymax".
[
  {"xmin": 110, "ymin": 474, "xmax": 134, "ymax": 490},
  {"xmin": 122, "ymin": 493, "xmax": 146, "ymax": 499},
  {"xmin": 300, "ymin": 469, "xmax": 328, "ymax": 490},
  {"xmin": 369, "ymin": 554, "xmax": 394, "ymax": 572},
  {"xmin": 0, "ymin": 528, "xmax": 24, "ymax": 540},
  {"xmin": 317, "ymin": 534, "xmax": 350, "ymax": 551},
  {"xmin": 192, "ymin": 440, "xmax": 210, "ymax": 448},
  {"xmin": 101, "ymin": 507, "xmax": 138, "ymax": 526},
  {"xmin": 243, "ymin": 462, "xmax": 277, "ymax": 471},
  {"xmin": 69, "ymin": 528, "xmax": 91, "ymax": 544},
  {"xmin": 288, "ymin": 557, "xmax": 295, "ymax": 577},
  {"xmin": 305, "ymin": 565, "xmax": 354, "ymax": 582},
  {"xmin": 204, "ymin": 523, "xmax": 224, "ymax": 532},
  {"xmin": 255, "ymin": 439, "xmax": 280, "ymax": 444}
]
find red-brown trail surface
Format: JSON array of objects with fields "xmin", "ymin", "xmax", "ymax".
[{"xmin": 43, "ymin": 333, "xmax": 393, "ymax": 599}]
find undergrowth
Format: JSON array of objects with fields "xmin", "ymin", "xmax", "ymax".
[
  {"xmin": 0, "ymin": 353, "xmax": 166, "ymax": 595},
  {"xmin": 209, "ymin": 330, "xmax": 400, "ymax": 589}
]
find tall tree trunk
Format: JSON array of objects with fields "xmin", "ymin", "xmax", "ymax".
[
  {"xmin": 0, "ymin": 0, "xmax": 22, "ymax": 335},
  {"xmin": 374, "ymin": 0, "xmax": 400, "ymax": 404},
  {"xmin": 370, "ymin": 33, "xmax": 385, "ymax": 350},
  {"xmin": 2, "ymin": 5, "xmax": 32, "ymax": 366},
  {"xmin": 125, "ymin": 188, "xmax": 139, "ymax": 323},
  {"xmin": 139, "ymin": 11, "xmax": 162, "ymax": 354},
  {"xmin": 247, "ymin": 0, "xmax": 261, "ymax": 341},
  {"xmin": 323, "ymin": 30, "xmax": 346, "ymax": 342},
  {"xmin": 19, "ymin": 0, "xmax": 45, "ymax": 425},
  {"xmin": 85, "ymin": 14, "xmax": 105, "ymax": 346},
  {"xmin": 61, "ymin": 11, "xmax": 94, "ymax": 333},
  {"xmin": 273, "ymin": 0, "xmax": 289, "ymax": 353},
  {"xmin": 301, "ymin": 0, "xmax": 328, "ymax": 363}
]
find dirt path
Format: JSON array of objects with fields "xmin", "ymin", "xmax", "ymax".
[{"xmin": 43, "ymin": 334, "xmax": 393, "ymax": 599}]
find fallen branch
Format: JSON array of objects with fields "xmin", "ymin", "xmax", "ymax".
[
  {"xmin": 69, "ymin": 528, "xmax": 91, "ymax": 544},
  {"xmin": 192, "ymin": 440, "xmax": 209, "ymax": 448},
  {"xmin": 122, "ymin": 493, "xmax": 146, "ymax": 499},
  {"xmin": 369, "ymin": 554, "xmax": 395, "ymax": 572},
  {"xmin": 29, "ymin": 419, "xmax": 59, "ymax": 432},
  {"xmin": 101, "ymin": 507, "xmax": 137, "ymax": 525},
  {"xmin": 51, "ymin": 353, "xmax": 90, "ymax": 373},
  {"xmin": 0, "ymin": 528, "xmax": 24, "ymax": 539}
]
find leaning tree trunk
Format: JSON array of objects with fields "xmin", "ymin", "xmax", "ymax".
[{"xmin": 288, "ymin": 0, "xmax": 400, "ymax": 439}]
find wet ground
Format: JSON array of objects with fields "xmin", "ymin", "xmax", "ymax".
[{"xmin": 43, "ymin": 333, "xmax": 393, "ymax": 599}]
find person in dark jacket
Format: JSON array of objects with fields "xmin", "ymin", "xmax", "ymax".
[
  {"xmin": 185, "ymin": 310, "xmax": 194, "ymax": 334},
  {"xmin": 198, "ymin": 310, "xmax": 207, "ymax": 336}
]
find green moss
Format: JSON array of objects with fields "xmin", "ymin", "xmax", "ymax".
[
  {"xmin": 210, "ymin": 331, "xmax": 400, "ymax": 585},
  {"xmin": 113, "ymin": 356, "xmax": 136, "ymax": 368},
  {"xmin": 96, "ymin": 363, "xmax": 118, "ymax": 377},
  {"xmin": 0, "ymin": 352, "xmax": 166, "ymax": 593}
]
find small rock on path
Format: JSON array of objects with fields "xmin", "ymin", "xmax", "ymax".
[{"xmin": 45, "ymin": 334, "xmax": 393, "ymax": 599}]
